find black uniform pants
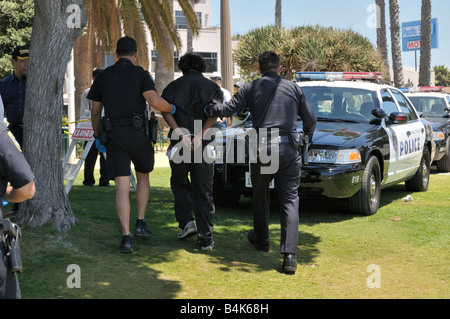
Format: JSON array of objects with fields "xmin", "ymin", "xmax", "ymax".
[
  {"xmin": 251, "ymin": 143, "xmax": 302, "ymax": 254},
  {"xmin": 0, "ymin": 241, "xmax": 21, "ymax": 299},
  {"xmin": 83, "ymin": 141, "xmax": 109, "ymax": 186},
  {"xmin": 169, "ymin": 153, "xmax": 215, "ymax": 247}
]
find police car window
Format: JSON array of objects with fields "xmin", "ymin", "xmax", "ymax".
[
  {"xmin": 301, "ymin": 86, "xmax": 378, "ymax": 123},
  {"xmin": 380, "ymin": 89, "xmax": 399, "ymax": 115},
  {"xmin": 390, "ymin": 89, "xmax": 418, "ymax": 120},
  {"xmin": 408, "ymin": 96, "xmax": 446, "ymax": 116}
]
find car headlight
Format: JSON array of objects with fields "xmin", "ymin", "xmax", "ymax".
[
  {"xmin": 308, "ymin": 149, "xmax": 361, "ymax": 164},
  {"xmin": 433, "ymin": 131, "xmax": 445, "ymax": 141}
]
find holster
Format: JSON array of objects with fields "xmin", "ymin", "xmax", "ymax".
[
  {"xmin": 1, "ymin": 219, "xmax": 22, "ymax": 273},
  {"xmin": 149, "ymin": 111, "xmax": 158, "ymax": 144},
  {"xmin": 98, "ymin": 117, "xmax": 111, "ymax": 145}
]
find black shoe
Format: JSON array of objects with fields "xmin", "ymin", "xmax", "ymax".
[
  {"xmin": 120, "ymin": 235, "xmax": 133, "ymax": 253},
  {"xmin": 282, "ymin": 254, "xmax": 297, "ymax": 274},
  {"xmin": 134, "ymin": 219, "xmax": 153, "ymax": 237},
  {"xmin": 247, "ymin": 229, "xmax": 269, "ymax": 252}
]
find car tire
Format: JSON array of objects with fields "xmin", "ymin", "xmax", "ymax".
[
  {"xmin": 436, "ymin": 138, "xmax": 450, "ymax": 172},
  {"xmin": 348, "ymin": 156, "xmax": 381, "ymax": 216},
  {"xmin": 405, "ymin": 147, "xmax": 430, "ymax": 192}
]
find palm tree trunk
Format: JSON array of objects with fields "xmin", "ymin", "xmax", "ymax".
[
  {"xmin": 220, "ymin": 0, "xmax": 233, "ymax": 94},
  {"xmin": 376, "ymin": 0, "xmax": 391, "ymax": 84},
  {"xmin": 19, "ymin": 0, "xmax": 86, "ymax": 231},
  {"xmin": 389, "ymin": 0, "xmax": 404, "ymax": 87},
  {"xmin": 418, "ymin": 0, "xmax": 432, "ymax": 86},
  {"xmin": 275, "ymin": 0, "xmax": 282, "ymax": 28}
]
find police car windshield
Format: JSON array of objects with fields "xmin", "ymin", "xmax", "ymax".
[
  {"xmin": 301, "ymin": 86, "xmax": 379, "ymax": 124},
  {"xmin": 408, "ymin": 96, "xmax": 447, "ymax": 117}
]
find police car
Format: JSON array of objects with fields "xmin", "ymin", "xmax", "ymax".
[
  {"xmin": 213, "ymin": 72, "xmax": 434, "ymax": 216},
  {"xmin": 403, "ymin": 87, "xmax": 450, "ymax": 172}
]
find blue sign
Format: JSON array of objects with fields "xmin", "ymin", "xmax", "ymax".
[{"xmin": 402, "ymin": 18, "xmax": 438, "ymax": 52}]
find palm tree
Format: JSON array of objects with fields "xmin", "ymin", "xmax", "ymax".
[
  {"xmin": 419, "ymin": 0, "xmax": 432, "ymax": 86},
  {"xmin": 187, "ymin": 0, "xmax": 201, "ymax": 53},
  {"xmin": 375, "ymin": 0, "xmax": 391, "ymax": 84},
  {"xmin": 275, "ymin": 0, "xmax": 282, "ymax": 28},
  {"xmin": 74, "ymin": 0, "xmax": 199, "ymax": 118},
  {"xmin": 389, "ymin": 0, "xmax": 404, "ymax": 87},
  {"xmin": 220, "ymin": 0, "xmax": 233, "ymax": 94}
]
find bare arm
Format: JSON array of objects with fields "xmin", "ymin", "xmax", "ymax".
[
  {"xmin": 5, "ymin": 180, "xmax": 35, "ymax": 203},
  {"xmin": 143, "ymin": 90, "xmax": 174, "ymax": 113},
  {"xmin": 91, "ymin": 101, "xmax": 102, "ymax": 137}
]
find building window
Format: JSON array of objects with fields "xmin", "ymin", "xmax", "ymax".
[
  {"xmin": 151, "ymin": 50, "xmax": 180, "ymax": 73},
  {"xmin": 175, "ymin": 11, "xmax": 202, "ymax": 29},
  {"xmin": 193, "ymin": 52, "xmax": 217, "ymax": 73}
]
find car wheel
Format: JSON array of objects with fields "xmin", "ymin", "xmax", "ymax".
[
  {"xmin": 436, "ymin": 138, "xmax": 450, "ymax": 172},
  {"xmin": 348, "ymin": 156, "xmax": 381, "ymax": 216},
  {"xmin": 405, "ymin": 147, "xmax": 430, "ymax": 192}
]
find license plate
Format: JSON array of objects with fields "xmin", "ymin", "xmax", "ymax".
[{"xmin": 245, "ymin": 172, "xmax": 275, "ymax": 189}]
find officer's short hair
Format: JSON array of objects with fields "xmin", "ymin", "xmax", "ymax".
[
  {"xmin": 258, "ymin": 51, "xmax": 280, "ymax": 74},
  {"xmin": 178, "ymin": 53, "xmax": 206, "ymax": 74}
]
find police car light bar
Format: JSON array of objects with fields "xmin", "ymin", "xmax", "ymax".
[
  {"xmin": 296, "ymin": 71, "xmax": 382, "ymax": 82},
  {"xmin": 399, "ymin": 86, "xmax": 445, "ymax": 93}
]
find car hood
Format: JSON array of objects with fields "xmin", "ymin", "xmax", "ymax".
[{"xmin": 298, "ymin": 121, "xmax": 374, "ymax": 148}]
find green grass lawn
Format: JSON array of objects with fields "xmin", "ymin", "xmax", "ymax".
[{"xmin": 7, "ymin": 167, "xmax": 449, "ymax": 299}]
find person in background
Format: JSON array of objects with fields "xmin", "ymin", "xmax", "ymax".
[
  {"xmin": 79, "ymin": 69, "xmax": 110, "ymax": 187},
  {"xmin": 0, "ymin": 45, "xmax": 29, "ymax": 216},
  {"xmin": 209, "ymin": 72, "xmax": 231, "ymax": 130}
]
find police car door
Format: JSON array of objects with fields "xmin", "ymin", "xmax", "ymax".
[{"xmin": 381, "ymin": 88, "xmax": 425, "ymax": 184}]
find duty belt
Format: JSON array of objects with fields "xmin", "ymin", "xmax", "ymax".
[
  {"xmin": 111, "ymin": 117, "xmax": 132, "ymax": 126},
  {"xmin": 259, "ymin": 136, "xmax": 290, "ymax": 144}
]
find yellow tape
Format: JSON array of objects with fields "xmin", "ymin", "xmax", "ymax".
[{"xmin": 62, "ymin": 119, "xmax": 90, "ymax": 126}]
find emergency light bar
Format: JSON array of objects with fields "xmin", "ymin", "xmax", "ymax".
[
  {"xmin": 398, "ymin": 86, "xmax": 445, "ymax": 93},
  {"xmin": 296, "ymin": 71, "xmax": 383, "ymax": 82}
]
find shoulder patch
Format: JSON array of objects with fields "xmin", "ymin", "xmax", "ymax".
[{"xmin": 7, "ymin": 131, "xmax": 22, "ymax": 152}]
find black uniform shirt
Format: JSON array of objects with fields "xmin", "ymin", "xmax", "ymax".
[
  {"xmin": 0, "ymin": 125, "xmax": 35, "ymax": 224},
  {"xmin": 161, "ymin": 70, "xmax": 224, "ymax": 135},
  {"xmin": 205, "ymin": 72, "xmax": 317, "ymax": 137},
  {"xmin": 0, "ymin": 74, "xmax": 27, "ymax": 126},
  {"xmin": 87, "ymin": 58, "xmax": 156, "ymax": 120}
]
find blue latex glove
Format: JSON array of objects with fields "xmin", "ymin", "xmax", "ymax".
[{"xmin": 96, "ymin": 138, "xmax": 106, "ymax": 153}]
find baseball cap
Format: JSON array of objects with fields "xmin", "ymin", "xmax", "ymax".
[
  {"xmin": 210, "ymin": 71, "xmax": 222, "ymax": 80},
  {"xmin": 116, "ymin": 36, "xmax": 138, "ymax": 51},
  {"xmin": 12, "ymin": 46, "xmax": 29, "ymax": 61},
  {"xmin": 234, "ymin": 81, "xmax": 244, "ymax": 88}
]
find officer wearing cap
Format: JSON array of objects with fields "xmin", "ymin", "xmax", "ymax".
[
  {"xmin": 88, "ymin": 36, "xmax": 174, "ymax": 253},
  {"xmin": 0, "ymin": 45, "xmax": 30, "ymax": 216},
  {"xmin": 0, "ymin": 122, "xmax": 35, "ymax": 299},
  {"xmin": 205, "ymin": 51, "xmax": 316, "ymax": 274}
]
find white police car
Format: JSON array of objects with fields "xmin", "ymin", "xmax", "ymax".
[
  {"xmin": 404, "ymin": 87, "xmax": 450, "ymax": 172},
  {"xmin": 296, "ymin": 72, "xmax": 433, "ymax": 215},
  {"xmin": 212, "ymin": 72, "xmax": 434, "ymax": 216}
]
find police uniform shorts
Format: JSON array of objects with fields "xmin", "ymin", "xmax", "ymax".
[{"xmin": 106, "ymin": 126, "xmax": 154, "ymax": 177}]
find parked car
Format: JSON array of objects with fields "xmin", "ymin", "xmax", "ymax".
[
  {"xmin": 404, "ymin": 88, "xmax": 450, "ymax": 172},
  {"xmin": 213, "ymin": 72, "xmax": 434, "ymax": 216}
]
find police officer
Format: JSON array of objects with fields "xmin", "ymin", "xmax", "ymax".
[
  {"xmin": 205, "ymin": 51, "xmax": 316, "ymax": 273},
  {"xmin": 161, "ymin": 53, "xmax": 223, "ymax": 251},
  {"xmin": 0, "ymin": 121, "xmax": 36, "ymax": 299},
  {"xmin": 87, "ymin": 36, "xmax": 174, "ymax": 253},
  {"xmin": 0, "ymin": 45, "xmax": 29, "ymax": 216}
]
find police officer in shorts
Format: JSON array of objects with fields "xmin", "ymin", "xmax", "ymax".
[
  {"xmin": 0, "ymin": 123, "xmax": 36, "ymax": 298},
  {"xmin": 205, "ymin": 51, "xmax": 316, "ymax": 273},
  {"xmin": 88, "ymin": 36, "xmax": 174, "ymax": 253}
]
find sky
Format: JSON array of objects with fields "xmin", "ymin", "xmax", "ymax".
[{"xmin": 210, "ymin": 0, "xmax": 450, "ymax": 70}]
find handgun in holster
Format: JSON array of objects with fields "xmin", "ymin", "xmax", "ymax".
[
  {"xmin": 1, "ymin": 218, "xmax": 22, "ymax": 273},
  {"xmin": 300, "ymin": 134, "xmax": 310, "ymax": 167}
]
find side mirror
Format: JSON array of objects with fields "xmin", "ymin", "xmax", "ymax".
[
  {"xmin": 444, "ymin": 107, "xmax": 450, "ymax": 118},
  {"xmin": 388, "ymin": 112, "xmax": 409, "ymax": 124},
  {"xmin": 372, "ymin": 108, "xmax": 387, "ymax": 119}
]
